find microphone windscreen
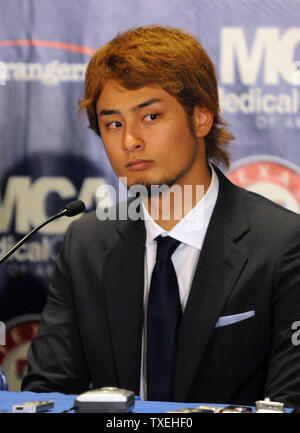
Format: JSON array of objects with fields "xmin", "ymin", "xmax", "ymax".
[{"xmin": 63, "ymin": 200, "xmax": 86, "ymax": 217}]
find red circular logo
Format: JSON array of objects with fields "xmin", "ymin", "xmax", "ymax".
[
  {"xmin": 228, "ymin": 157, "xmax": 300, "ymax": 213},
  {"xmin": 0, "ymin": 315, "xmax": 40, "ymax": 391}
]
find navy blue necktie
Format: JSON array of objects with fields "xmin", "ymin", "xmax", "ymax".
[{"xmin": 147, "ymin": 235, "xmax": 182, "ymax": 401}]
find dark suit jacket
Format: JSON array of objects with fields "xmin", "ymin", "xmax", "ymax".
[{"xmin": 22, "ymin": 167, "xmax": 300, "ymax": 408}]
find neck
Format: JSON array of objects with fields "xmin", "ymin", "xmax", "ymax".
[{"xmin": 142, "ymin": 162, "xmax": 212, "ymax": 231}]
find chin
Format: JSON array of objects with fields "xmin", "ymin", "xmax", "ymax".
[{"xmin": 126, "ymin": 174, "xmax": 180, "ymax": 193}]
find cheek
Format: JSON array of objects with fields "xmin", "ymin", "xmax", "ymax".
[
  {"xmin": 149, "ymin": 124, "xmax": 183, "ymax": 153},
  {"xmin": 102, "ymin": 145, "xmax": 122, "ymax": 173},
  {"xmin": 158, "ymin": 126, "xmax": 193, "ymax": 161}
]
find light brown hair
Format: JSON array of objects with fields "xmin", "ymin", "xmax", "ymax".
[{"xmin": 79, "ymin": 25, "xmax": 233, "ymax": 168}]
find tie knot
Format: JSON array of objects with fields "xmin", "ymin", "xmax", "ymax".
[{"xmin": 156, "ymin": 236, "xmax": 180, "ymax": 262}]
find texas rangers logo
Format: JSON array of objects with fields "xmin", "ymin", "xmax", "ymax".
[
  {"xmin": 228, "ymin": 156, "xmax": 300, "ymax": 213},
  {"xmin": 0, "ymin": 315, "xmax": 40, "ymax": 391}
]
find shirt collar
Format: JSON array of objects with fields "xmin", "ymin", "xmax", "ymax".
[{"xmin": 142, "ymin": 163, "xmax": 219, "ymax": 249}]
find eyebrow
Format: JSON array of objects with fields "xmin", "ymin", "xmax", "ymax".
[{"xmin": 99, "ymin": 98, "xmax": 162, "ymax": 116}]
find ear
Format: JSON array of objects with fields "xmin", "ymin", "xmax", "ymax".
[{"xmin": 192, "ymin": 106, "xmax": 213, "ymax": 138}]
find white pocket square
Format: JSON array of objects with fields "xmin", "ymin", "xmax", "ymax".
[{"xmin": 215, "ymin": 310, "xmax": 255, "ymax": 328}]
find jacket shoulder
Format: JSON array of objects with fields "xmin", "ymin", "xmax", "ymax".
[
  {"xmin": 64, "ymin": 199, "xmax": 143, "ymax": 247},
  {"xmin": 240, "ymin": 186, "xmax": 300, "ymax": 220},
  {"xmin": 231, "ymin": 183, "xmax": 300, "ymax": 242}
]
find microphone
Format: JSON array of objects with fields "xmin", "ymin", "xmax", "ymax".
[
  {"xmin": 63, "ymin": 200, "xmax": 85, "ymax": 217},
  {"xmin": 0, "ymin": 200, "xmax": 85, "ymax": 265}
]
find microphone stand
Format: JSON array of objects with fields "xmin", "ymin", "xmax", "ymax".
[{"xmin": 0, "ymin": 201, "xmax": 85, "ymax": 265}]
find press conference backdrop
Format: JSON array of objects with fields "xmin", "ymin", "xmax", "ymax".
[{"xmin": 0, "ymin": 0, "xmax": 300, "ymax": 391}]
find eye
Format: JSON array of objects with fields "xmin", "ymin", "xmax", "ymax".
[
  {"xmin": 106, "ymin": 121, "xmax": 122, "ymax": 129},
  {"xmin": 144, "ymin": 113, "xmax": 160, "ymax": 122}
]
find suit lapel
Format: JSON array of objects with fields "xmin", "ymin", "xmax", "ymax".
[
  {"xmin": 174, "ymin": 167, "xmax": 250, "ymax": 401},
  {"xmin": 103, "ymin": 212, "xmax": 146, "ymax": 395}
]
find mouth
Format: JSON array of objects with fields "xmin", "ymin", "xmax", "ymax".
[{"xmin": 125, "ymin": 159, "xmax": 154, "ymax": 171}]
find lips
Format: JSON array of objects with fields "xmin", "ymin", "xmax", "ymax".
[{"xmin": 125, "ymin": 159, "xmax": 153, "ymax": 171}]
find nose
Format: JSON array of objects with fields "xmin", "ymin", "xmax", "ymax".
[{"xmin": 122, "ymin": 123, "xmax": 144, "ymax": 153}]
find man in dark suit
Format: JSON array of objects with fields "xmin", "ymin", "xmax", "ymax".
[{"xmin": 22, "ymin": 25, "xmax": 300, "ymax": 408}]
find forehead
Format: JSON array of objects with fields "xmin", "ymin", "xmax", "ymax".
[{"xmin": 96, "ymin": 79, "xmax": 174, "ymax": 110}]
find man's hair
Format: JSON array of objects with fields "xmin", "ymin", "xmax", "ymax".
[{"xmin": 79, "ymin": 25, "xmax": 233, "ymax": 168}]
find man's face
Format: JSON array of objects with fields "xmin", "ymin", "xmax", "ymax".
[{"xmin": 96, "ymin": 80, "xmax": 209, "ymax": 190}]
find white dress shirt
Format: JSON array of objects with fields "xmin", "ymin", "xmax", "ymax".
[{"xmin": 140, "ymin": 164, "xmax": 219, "ymax": 399}]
